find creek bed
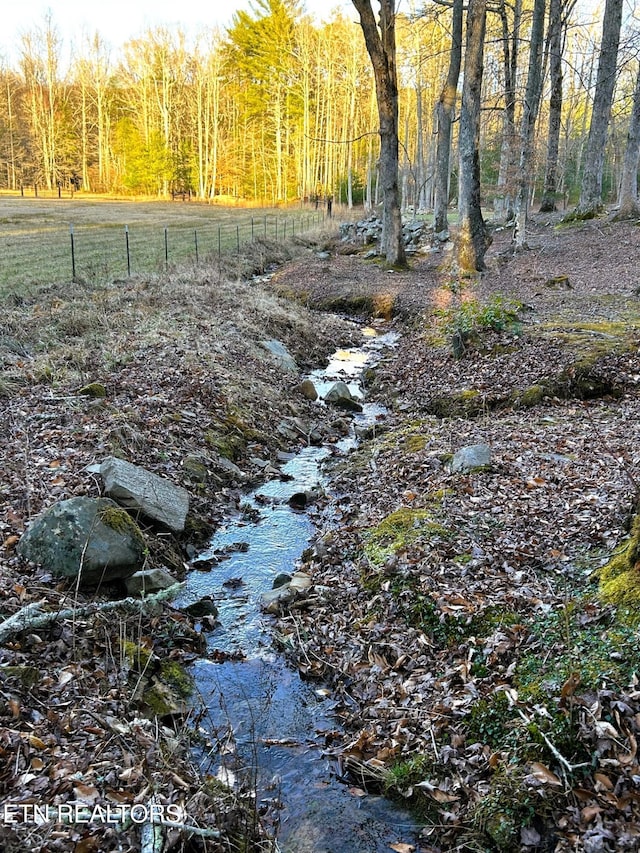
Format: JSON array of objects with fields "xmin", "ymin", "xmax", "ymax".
[{"xmin": 175, "ymin": 327, "xmax": 421, "ymax": 852}]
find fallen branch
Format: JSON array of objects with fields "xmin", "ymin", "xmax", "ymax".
[
  {"xmin": 0, "ymin": 584, "xmax": 184, "ymax": 644},
  {"xmin": 515, "ymin": 706, "xmax": 590, "ymax": 775}
]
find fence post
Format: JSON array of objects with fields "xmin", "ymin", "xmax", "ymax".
[
  {"xmin": 236, "ymin": 225, "xmax": 240, "ymax": 254},
  {"xmin": 218, "ymin": 225, "xmax": 221, "ymax": 272},
  {"xmin": 194, "ymin": 229, "xmax": 199, "ymax": 264},
  {"xmin": 275, "ymin": 218, "xmax": 278, "ymax": 241},
  {"xmin": 164, "ymin": 227, "xmax": 169, "ymax": 272},
  {"xmin": 70, "ymin": 224, "xmax": 76, "ymax": 281},
  {"xmin": 125, "ymin": 225, "xmax": 131, "ymax": 277},
  {"xmin": 251, "ymin": 217, "xmax": 254, "ymax": 241},
  {"xmin": 264, "ymin": 216, "xmax": 267, "ymax": 238}
]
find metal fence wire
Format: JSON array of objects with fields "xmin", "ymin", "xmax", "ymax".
[
  {"xmin": 1, "ymin": 211, "xmax": 325, "ymax": 290},
  {"xmin": 68, "ymin": 212, "xmax": 324, "ymax": 283}
]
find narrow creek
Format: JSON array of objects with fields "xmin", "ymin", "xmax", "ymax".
[{"xmin": 175, "ymin": 327, "xmax": 421, "ymax": 852}]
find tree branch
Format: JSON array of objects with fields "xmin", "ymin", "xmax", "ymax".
[{"xmin": 0, "ymin": 584, "xmax": 184, "ymax": 644}]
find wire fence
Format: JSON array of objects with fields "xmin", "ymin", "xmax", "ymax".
[{"xmin": 0, "ymin": 210, "xmax": 327, "ymax": 292}]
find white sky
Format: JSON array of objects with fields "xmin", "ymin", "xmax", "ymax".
[{"xmin": 0, "ymin": 0, "xmax": 356, "ymax": 65}]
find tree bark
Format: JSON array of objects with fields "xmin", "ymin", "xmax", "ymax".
[
  {"xmin": 539, "ymin": 0, "xmax": 566, "ymax": 212},
  {"xmin": 493, "ymin": 0, "xmax": 522, "ymax": 223},
  {"xmin": 434, "ymin": 0, "xmax": 463, "ymax": 236},
  {"xmin": 613, "ymin": 63, "xmax": 640, "ymax": 220},
  {"xmin": 352, "ymin": 0, "xmax": 406, "ymax": 267},
  {"xmin": 574, "ymin": 0, "xmax": 623, "ymax": 217},
  {"xmin": 513, "ymin": 0, "xmax": 547, "ymax": 248},
  {"xmin": 456, "ymin": 0, "xmax": 490, "ymax": 271}
]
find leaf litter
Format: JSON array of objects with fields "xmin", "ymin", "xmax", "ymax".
[{"xmin": 1, "ymin": 216, "xmax": 640, "ymax": 850}]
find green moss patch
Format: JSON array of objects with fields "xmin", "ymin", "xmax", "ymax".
[
  {"xmin": 364, "ymin": 507, "xmax": 448, "ymax": 567},
  {"xmin": 598, "ymin": 514, "xmax": 640, "ymax": 616}
]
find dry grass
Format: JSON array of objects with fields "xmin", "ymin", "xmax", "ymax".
[{"xmin": 0, "ymin": 195, "xmax": 328, "ymax": 295}]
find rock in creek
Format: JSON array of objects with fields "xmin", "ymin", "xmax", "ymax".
[{"xmin": 324, "ymin": 381, "xmax": 363, "ymax": 412}]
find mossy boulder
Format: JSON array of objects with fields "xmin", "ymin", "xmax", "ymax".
[
  {"xmin": 78, "ymin": 381, "xmax": 107, "ymax": 398},
  {"xmin": 17, "ymin": 497, "xmax": 146, "ymax": 585}
]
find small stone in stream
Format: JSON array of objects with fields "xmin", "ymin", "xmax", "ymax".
[
  {"xmin": 184, "ymin": 597, "xmax": 218, "ymax": 618},
  {"xmin": 299, "ymin": 378, "xmax": 318, "ymax": 401},
  {"xmin": 273, "ymin": 573, "xmax": 292, "ymax": 589},
  {"xmin": 288, "ymin": 492, "xmax": 308, "ymax": 510},
  {"xmin": 223, "ymin": 577, "xmax": 245, "ymax": 589}
]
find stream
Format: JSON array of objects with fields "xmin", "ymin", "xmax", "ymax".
[{"xmin": 175, "ymin": 327, "xmax": 421, "ymax": 852}]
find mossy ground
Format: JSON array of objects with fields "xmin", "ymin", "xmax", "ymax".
[{"xmin": 597, "ymin": 514, "xmax": 640, "ymax": 617}]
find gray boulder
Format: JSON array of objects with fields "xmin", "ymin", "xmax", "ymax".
[
  {"xmin": 260, "ymin": 339, "xmax": 298, "ymax": 373},
  {"xmin": 451, "ymin": 443, "xmax": 492, "ymax": 473},
  {"xmin": 100, "ymin": 457, "xmax": 189, "ymax": 532},
  {"xmin": 17, "ymin": 497, "xmax": 145, "ymax": 585},
  {"xmin": 324, "ymin": 381, "xmax": 363, "ymax": 412}
]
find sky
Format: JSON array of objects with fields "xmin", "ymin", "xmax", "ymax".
[{"xmin": 0, "ymin": 0, "xmax": 355, "ymax": 64}]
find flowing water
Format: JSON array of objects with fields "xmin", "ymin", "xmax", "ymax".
[{"xmin": 175, "ymin": 327, "xmax": 421, "ymax": 852}]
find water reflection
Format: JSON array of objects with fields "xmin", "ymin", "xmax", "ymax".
[{"xmin": 180, "ymin": 327, "xmax": 418, "ymax": 851}]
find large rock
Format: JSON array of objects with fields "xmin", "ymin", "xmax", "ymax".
[
  {"xmin": 100, "ymin": 457, "xmax": 189, "ymax": 532},
  {"xmin": 324, "ymin": 381, "xmax": 363, "ymax": 412},
  {"xmin": 451, "ymin": 443, "xmax": 492, "ymax": 473},
  {"xmin": 17, "ymin": 497, "xmax": 146, "ymax": 585},
  {"xmin": 260, "ymin": 339, "xmax": 298, "ymax": 373}
]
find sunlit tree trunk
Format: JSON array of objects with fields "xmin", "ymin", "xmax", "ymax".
[
  {"xmin": 352, "ymin": 0, "xmax": 406, "ymax": 267},
  {"xmin": 434, "ymin": 0, "xmax": 463, "ymax": 235},
  {"xmin": 457, "ymin": 0, "xmax": 490, "ymax": 271},
  {"xmin": 539, "ymin": 0, "xmax": 567, "ymax": 212},
  {"xmin": 493, "ymin": 0, "xmax": 521, "ymax": 222}
]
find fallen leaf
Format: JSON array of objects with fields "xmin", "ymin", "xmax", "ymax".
[
  {"xmin": 389, "ymin": 844, "xmax": 415, "ymax": 853},
  {"xmin": 581, "ymin": 805, "xmax": 602, "ymax": 823},
  {"xmin": 529, "ymin": 762, "xmax": 562, "ymax": 786},
  {"xmin": 73, "ymin": 783, "xmax": 99, "ymax": 803},
  {"xmin": 594, "ymin": 772, "xmax": 614, "ymax": 791}
]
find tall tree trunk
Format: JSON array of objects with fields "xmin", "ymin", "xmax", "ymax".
[
  {"xmin": 434, "ymin": 0, "xmax": 463, "ymax": 236},
  {"xmin": 352, "ymin": 0, "xmax": 406, "ymax": 267},
  {"xmin": 456, "ymin": 0, "xmax": 490, "ymax": 271},
  {"xmin": 613, "ymin": 63, "xmax": 640, "ymax": 220},
  {"xmin": 539, "ymin": 0, "xmax": 566, "ymax": 212},
  {"xmin": 494, "ymin": 0, "xmax": 522, "ymax": 222},
  {"xmin": 513, "ymin": 0, "xmax": 546, "ymax": 248},
  {"xmin": 574, "ymin": 0, "xmax": 623, "ymax": 217}
]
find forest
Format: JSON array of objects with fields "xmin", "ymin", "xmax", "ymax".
[{"xmin": 0, "ymin": 0, "xmax": 634, "ymax": 212}]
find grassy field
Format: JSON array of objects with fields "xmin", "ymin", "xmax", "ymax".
[{"xmin": 0, "ymin": 195, "xmax": 327, "ymax": 295}]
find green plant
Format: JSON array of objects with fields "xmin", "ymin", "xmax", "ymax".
[
  {"xmin": 436, "ymin": 296, "xmax": 523, "ymax": 357},
  {"xmin": 473, "ymin": 769, "xmax": 541, "ymax": 852}
]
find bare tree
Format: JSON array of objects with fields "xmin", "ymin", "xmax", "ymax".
[
  {"xmin": 352, "ymin": 0, "xmax": 406, "ymax": 267},
  {"xmin": 433, "ymin": 0, "xmax": 463, "ymax": 236},
  {"xmin": 613, "ymin": 61, "xmax": 640, "ymax": 220},
  {"xmin": 456, "ymin": 0, "xmax": 490, "ymax": 271},
  {"xmin": 513, "ymin": 0, "xmax": 546, "ymax": 248},
  {"xmin": 572, "ymin": 0, "xmax": 623, "ymax": 218},
  {"xmin": 539, "ymin": 0, "xmax": 572, "ymax": 212},
  {"xmin": 493, "ymin": 0, "xmax": 522, "ymax": 223}
]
